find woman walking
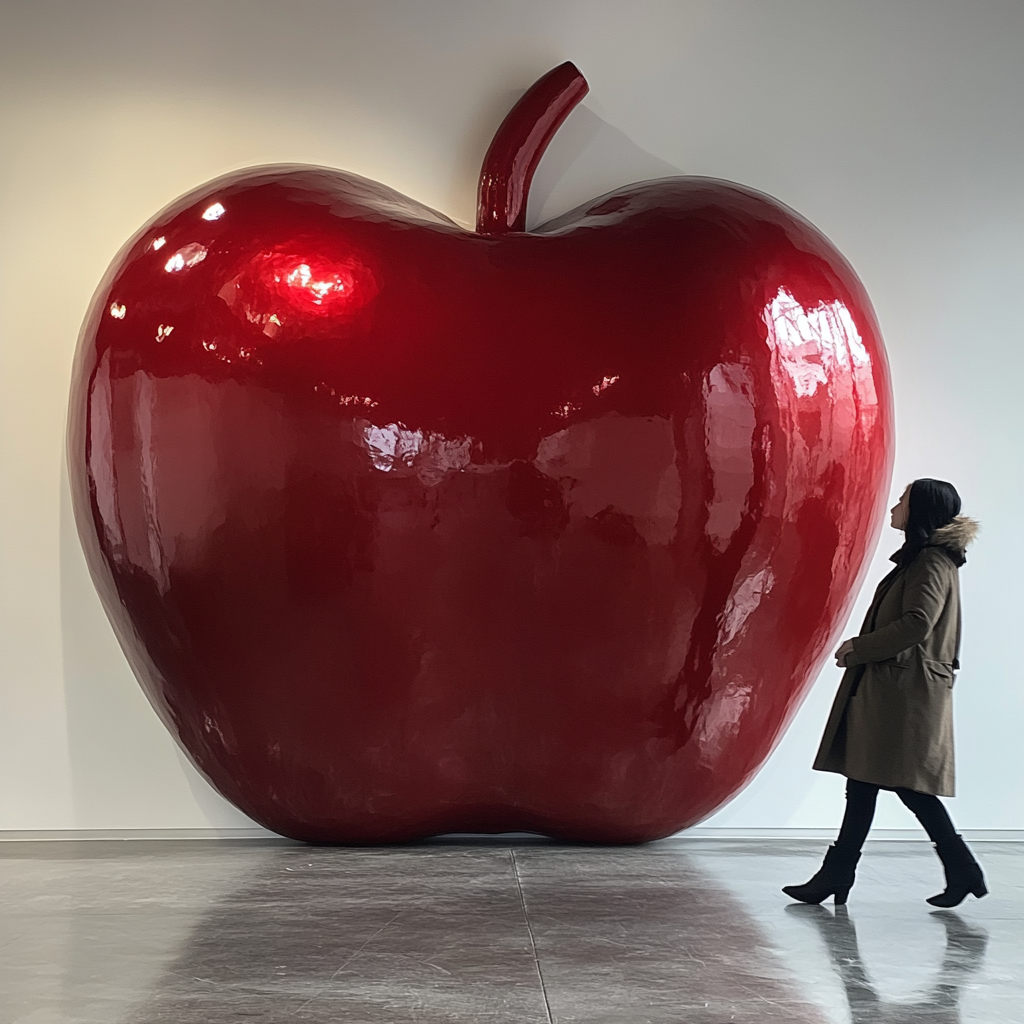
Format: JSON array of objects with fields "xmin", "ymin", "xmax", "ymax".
[{"xmin": 784, "ymin": 478, "xmax": 986, "ymax": 908}]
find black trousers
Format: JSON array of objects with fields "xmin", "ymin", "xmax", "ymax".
[{"xmin": 836, "ymin": 778, "xmax": 958, "ymax": 852}]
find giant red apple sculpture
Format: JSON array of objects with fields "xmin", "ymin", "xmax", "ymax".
[{"xmin": 69, "ymin": 64, "xmax": 892, "ymax": 842}]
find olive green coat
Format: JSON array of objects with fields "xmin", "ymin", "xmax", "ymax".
[{"xmin": 813, "ymin": 517, "xmax": 978, "ymax": 796}]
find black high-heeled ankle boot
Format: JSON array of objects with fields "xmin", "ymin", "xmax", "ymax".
[
  {"xmin": 927, "ymin": 834, "xmax": 988, "ymax": 907},
  {"xmin": 782, "ymin": 845, "xmax": 861, "ymax": 905}
]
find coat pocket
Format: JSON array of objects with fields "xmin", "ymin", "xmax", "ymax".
[
  {"xmin": 872, "ymin": 657, "xmax": 907, "ymax": 686},
  {"xmin": 922, "ymin": 657, "xmax": 956, "ymax": 689},
  {"xmin": 894, "ymin": 646, "xmax": 917, "ymax": 668}
]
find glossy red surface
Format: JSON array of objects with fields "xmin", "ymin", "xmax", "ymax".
[{"xmin": 69, "ymin": 66, "xmax": 893, "ymax": 843}]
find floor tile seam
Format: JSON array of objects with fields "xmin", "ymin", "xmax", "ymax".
[{"xmin": 510, "ymin": 848, "xmax": 554, "ymax": 1024}]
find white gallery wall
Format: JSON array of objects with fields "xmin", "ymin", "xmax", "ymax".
[{"xmin": 1, "ymin": 0, "xmax": 1022, "ymax": 836}]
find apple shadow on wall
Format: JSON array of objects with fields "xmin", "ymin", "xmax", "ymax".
[{"xmin": 526, "ymin": 104, "xmax": 684, "ymax": 228}]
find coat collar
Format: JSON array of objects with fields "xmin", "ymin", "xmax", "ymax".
[{"xmin": 929, "ymin": 515, "xmax": 979, "ymax": 567}]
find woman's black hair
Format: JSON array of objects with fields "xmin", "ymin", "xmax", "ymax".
[{"xmin": 896, "ymin": 478, "xmax": 962, "ymax": 566}]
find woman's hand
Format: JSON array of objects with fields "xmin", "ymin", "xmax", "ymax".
[{"xmin": 834, "ymin": 640, "xmax": 855, "ymax": 668}]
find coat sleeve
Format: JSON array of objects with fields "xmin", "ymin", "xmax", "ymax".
[{"xmin": 846, "ymin": 550, "xmax": 951, "ymax": 665}]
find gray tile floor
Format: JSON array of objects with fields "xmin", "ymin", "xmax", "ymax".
[{"xmin": 1, "ymin": 838, "xmax": 1020, "ymax": 1023}]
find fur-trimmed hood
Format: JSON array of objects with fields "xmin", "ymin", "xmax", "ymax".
[{"xmin": 928, "ymin": 515, "xmax": 980, "ymax": 566}]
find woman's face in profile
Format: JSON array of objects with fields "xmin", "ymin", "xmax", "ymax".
[{"xmin": 890, "ymin": 484, "xmax": 911, "ymax": 531}]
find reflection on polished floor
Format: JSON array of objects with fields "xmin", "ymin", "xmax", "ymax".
[{"xmin": 1, "ymin": 839, "xmax": 1020, "ymax": 1022}]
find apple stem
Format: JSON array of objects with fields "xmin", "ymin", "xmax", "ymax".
[{"xmin": 476, "ymin": 62, "xmax": 589, "ymax": 235}]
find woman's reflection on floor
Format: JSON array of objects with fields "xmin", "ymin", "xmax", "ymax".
[{"xmin": 787, "ymin": 904, "xmax": 988, "ymax": 1022}]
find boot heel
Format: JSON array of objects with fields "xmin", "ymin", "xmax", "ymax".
[
  {"xmin": 834, "ymin": 887, "xmax": 850, "ymax": 905},
  {"xmin": 929, "ymin": 835, "xmax": 988, "ymax": 908}
]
